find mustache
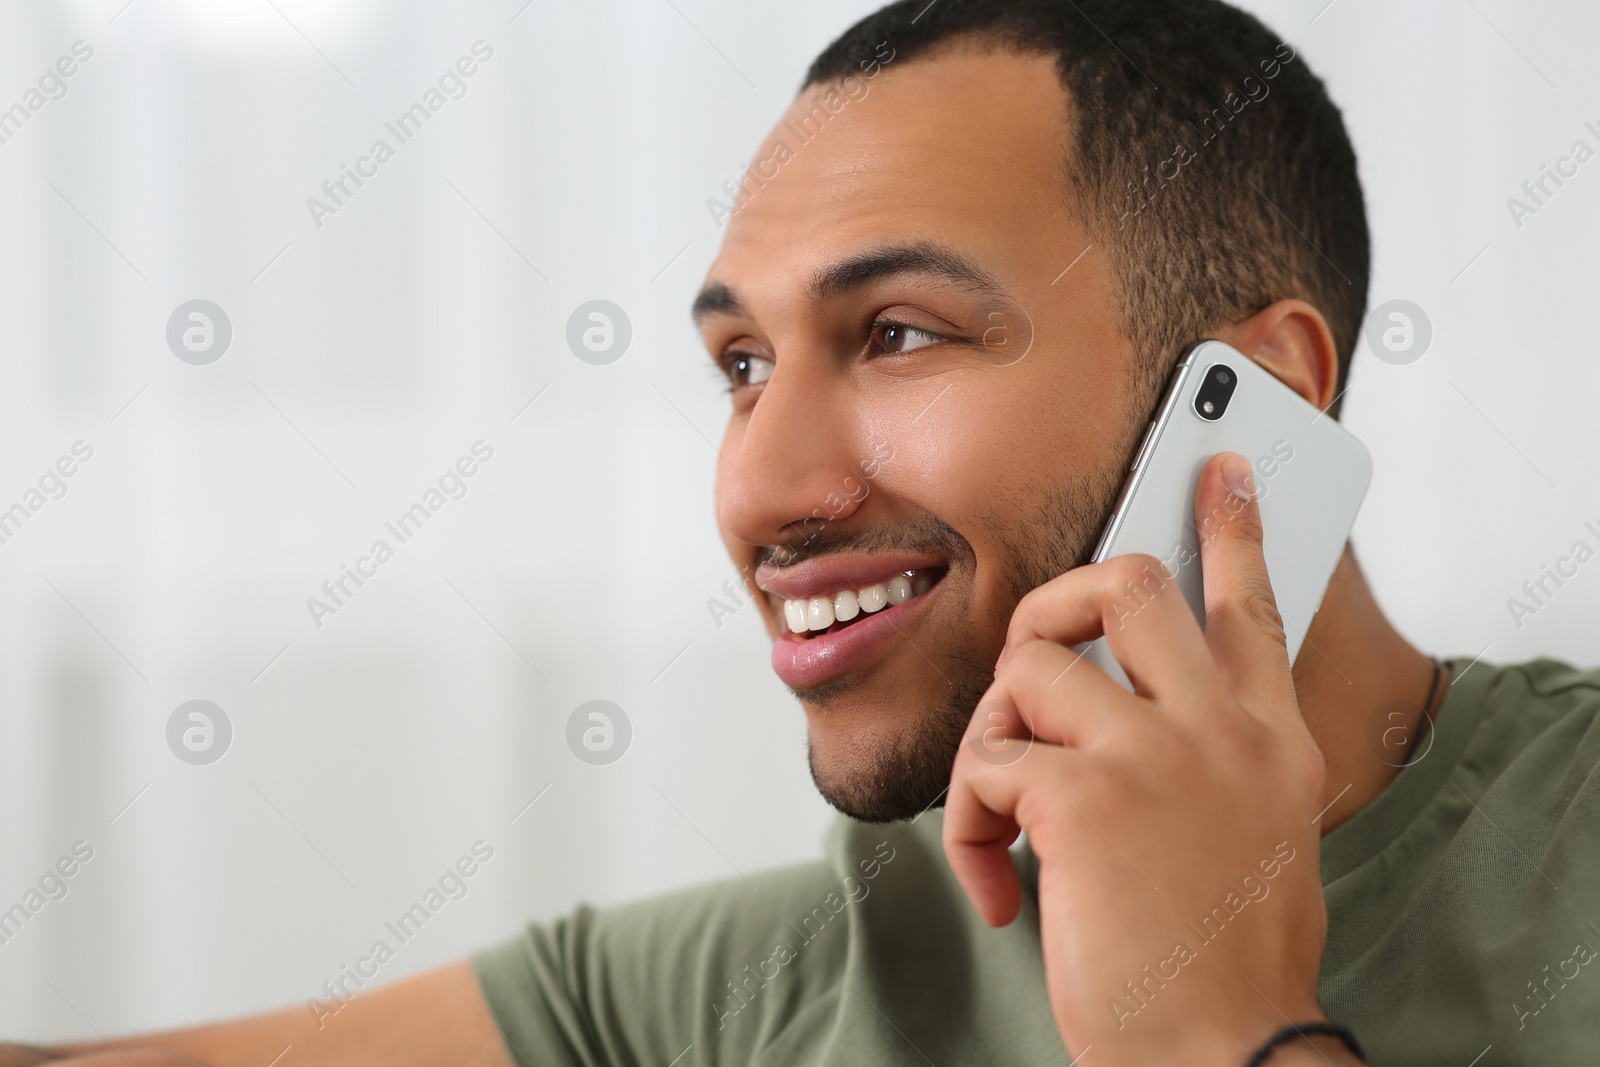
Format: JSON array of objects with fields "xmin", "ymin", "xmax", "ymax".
[{"xmin": 759, "ymin": 515, "xmax": 975, "ymax": 571}]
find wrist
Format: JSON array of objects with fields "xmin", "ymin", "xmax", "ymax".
[
  {"xmin": 1244, "ymin": 1021, "xmax": 1366, "ymax": 1067},
  {"xmin": 1265, "ymin": 1035, "xmax": 1365, "ymax": 1066},
  {"xmin": 1163, "ymin": 1011, "xmax": 1324, "ymax": 1067}
]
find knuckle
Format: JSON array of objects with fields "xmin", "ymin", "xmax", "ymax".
[
  {"xmin": 1213, "ymin": 583, "xmax": 1285, "ymax": 637},
  {"xmin": 1229, "ymin": 714, "xmax": 1276, "ymax": 763},
  {"xmin": 1050, "ymin": 762, "xmax": 1107, "ymax": 813},
  {"xmin": 1201, "ymin": 490, "xmax": 1263, "ymax": 544},
  {"xmin": 962, "ymin": 699, "xmax": 1014, "ymax": 752},
  {"xmin": 1005, "ymin": 600, "xmax": 1045, "ymax": 644},
  {"xmin": 1243, "ymin": 586, "xmax": 1286, "ymax": 635},
  {"xmin": 999, "ymin": 638, "xmax": 1058, "ymax": 684},
  {"xmin": 1007, "ymin": 579, "xmax": 1064, "ymax": 638},
  {"xmin": 1102, "ymin": 553, "xmax": 1174, "ymax": 605},
  {"xmin": 1014, "ymin": 784, "xmax": 1072, "ymax": 843},
  {"xmin": 1232, "ymin": 499, "xmax": 1265, "ymax": 541},
  {"xmin": 1110, "ymin": 553, "xmax": 1166, "ymax": 584},
  {"xmin": 1293, "ymin": 734, "xmax": 1328, "ymax": 793}
]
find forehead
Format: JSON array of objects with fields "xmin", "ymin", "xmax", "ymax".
[{"xmin": 706, "ymin": 47, "xmax": 1082, "ymax": 311}]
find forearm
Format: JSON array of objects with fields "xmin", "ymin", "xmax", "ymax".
[
  {"xmin": 0, "ymin": 1049, "xmax": 207, "ymax": 1067},
  {"xmin": 1, "ymin": 961, "xmax": 509, "ymax": 1067}
]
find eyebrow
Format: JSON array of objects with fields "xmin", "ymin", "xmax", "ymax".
[
  {"xmin": 690, "ymin": 282, "xmax": 745, "ymax": 325},
  {"xmin": 811, "ymin": 241, "xmax": 1012, "ymax": 303},
  {"xmin": 690, "ymin": 241, "xmax": 1013, "ymax": 326}
]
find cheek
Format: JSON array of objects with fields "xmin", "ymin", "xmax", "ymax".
[
  {"xmin": 869, "ymin": 385, "xmax": 1068, "ymax": 518},
  {"xmin": 865, "ymin": 367, "xmax": 1127, "ymax": 600}
]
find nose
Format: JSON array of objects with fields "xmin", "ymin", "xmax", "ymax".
[{"xmin": 717, "ymin": 362, "xmax": 870, "ymax": 552}]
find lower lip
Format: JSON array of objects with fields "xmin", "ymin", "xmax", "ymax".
[{"xmin": 770, "ymin": 585, "xmax": 938, "ymax": 690}]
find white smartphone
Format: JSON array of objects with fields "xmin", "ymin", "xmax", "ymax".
[{"xmin": 1077, "ymin": 339, "xmax": 1371, "ymax": 688}]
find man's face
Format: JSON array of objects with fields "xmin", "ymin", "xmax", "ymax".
[{"xmin": 696, "ymin": 47, "xmax": 1147, "ymax": 821}]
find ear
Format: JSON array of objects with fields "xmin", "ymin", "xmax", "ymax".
[{"xmin": 1212, "ymin": 299, "xmax": 1341, "ymax": 412}]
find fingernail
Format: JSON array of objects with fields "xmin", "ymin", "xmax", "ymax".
[{"xmin": 1222, "ymin": 453, "xmax": 1255, "ymax": 501}]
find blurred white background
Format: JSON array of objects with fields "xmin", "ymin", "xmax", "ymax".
[{"xmin": 0, "ymin": 0, "xmax": 1595, "ymax": 1041}]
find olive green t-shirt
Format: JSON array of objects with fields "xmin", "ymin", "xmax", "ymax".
[{"xmin": 472, "ymin": 657, "xmax": 1600, "ymax": 1064}]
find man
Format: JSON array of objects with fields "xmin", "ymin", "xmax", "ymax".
[{"xmin": 8, "ymin": 0, "xmax": 1599, "ymax": 1064}]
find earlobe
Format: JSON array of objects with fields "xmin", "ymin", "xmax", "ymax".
[{"xmin": 1214, "ymin": 300, "xmax": 1340, "ymax": 412}]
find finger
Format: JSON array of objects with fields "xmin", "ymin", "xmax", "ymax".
[
  {"xmin": 997, "ymin": 553, "xmax": 1218, "ymax": 702},
  {"xmin": 984, "ymin": 639, "xmax": 1136, "ymax": 748},
  {"xmin": 943, "ymin": 746, "xmax": 1079, "ymax": 927},
  {"xmin": 942, "ymin": 785, "xmax": 1022, "ymax": 927},
  {"xmin": 962, "ymin": 690, "xmax": 1039, "ymax": 769},
  {"xmin": 1194, "ymin": 452, "xmax": 1295, "ymax": 713}
]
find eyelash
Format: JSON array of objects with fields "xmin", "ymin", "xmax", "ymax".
[
  {"xmin": 716, "ymin": 352, "xmax": 764, "ymax": 394},
  {"xmin": 714, "ymin": 358, "xmax": 748, "ymax": 394},
  {"xmin": 716, "ymin": 318, "xmax": 953, "ymax": 394},
  {"xmin": 867, "ymin": 318, "xmax": 948, "ymax": 355}
]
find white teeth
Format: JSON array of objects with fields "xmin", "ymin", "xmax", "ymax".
[
  {"xmin": 807, "ymin": 596, "xmax": 834, "ymax": 631},
  {"xmin": 781, "ymin": 573, "xmax": 932, "ymax": 634},
  {"xmin": 857, "ymin": 584, "xmax": 888, "ymax": 613}
]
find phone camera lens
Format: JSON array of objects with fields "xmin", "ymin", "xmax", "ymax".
[{"xmin": 1193, "ymin": 363, "xmax": 1239, "ymax": 422}]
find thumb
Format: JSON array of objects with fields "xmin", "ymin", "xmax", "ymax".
[{"xmin": 1194, "ymin": 452, "xmax": 1295, "ymax": 714}]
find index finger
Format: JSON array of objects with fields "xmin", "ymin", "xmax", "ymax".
[{"xmin": 997, "ymin": 553, "xmax": 1218, "ymax": 703}]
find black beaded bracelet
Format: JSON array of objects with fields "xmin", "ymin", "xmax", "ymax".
[{"xmin": 1245, "ymin": 1021, "xmax": 1366, "ymax": 1066}]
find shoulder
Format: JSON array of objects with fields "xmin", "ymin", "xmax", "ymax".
[
  {"xmin": 1491, "ymin": 656, "xmax": 1600, "ymax": 703},
  {"xmin": 1443, "ymin": 656, "xmax": 1600, "ymax": 837},
  {"xmin": 1471, "ymin": 656, "xmax": 1600, "ymax": 762},
  {"xmin": 1321, "ymin": 658, "xmax": 1600, "ymax": 1059}
]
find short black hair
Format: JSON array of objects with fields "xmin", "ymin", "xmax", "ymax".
[{"xmin": 804, "ymin": 0, "xmax": 1369, "ymax": 417}]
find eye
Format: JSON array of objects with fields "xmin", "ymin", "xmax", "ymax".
[
  {"xmin": 722, "ymin": 351, "xmax": 775, "ymax": 391},
  {"xmin": 868, "ymin": 320, "xmax": 946, "ymax": 356}
]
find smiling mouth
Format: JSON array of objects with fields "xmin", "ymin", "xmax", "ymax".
[{"xmin": 780, "ymin": 567, "xmax": 945, "ymax": 639}]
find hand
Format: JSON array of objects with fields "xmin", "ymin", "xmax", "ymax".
[{"xmin": 944, "ymin": 452, "xmax": 1336, "ymax": 1066}]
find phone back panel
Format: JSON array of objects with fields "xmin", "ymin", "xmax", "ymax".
[{"xmin": 1079, "ymin": 340, "xmax": 1372, "ymax": 686}]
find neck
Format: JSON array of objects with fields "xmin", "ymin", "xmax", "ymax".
[{"xmin": 1292, "ymin": 546, "xmax": 1445, "ymax": 835}]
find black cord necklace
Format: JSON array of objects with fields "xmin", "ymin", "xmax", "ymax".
[{"xmin": 1403, "ymin": 656, "xmax": 1445, "ymax": 766}]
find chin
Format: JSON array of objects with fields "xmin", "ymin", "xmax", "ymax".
[{"xmin": 801, "ymin": 680, "xmax": 975, "ymax": 824}]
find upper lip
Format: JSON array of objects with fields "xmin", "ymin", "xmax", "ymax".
[{"xmin": 754, "ymin": 553, "xmax": 944, "ymax": 601}]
